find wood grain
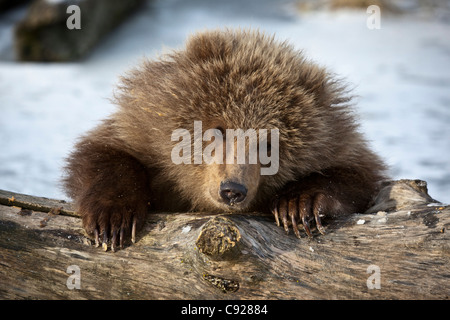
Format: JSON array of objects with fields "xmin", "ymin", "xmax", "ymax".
[{"xmin": 0, "ymin": 180, "xmax": 449, "ymax": 299}]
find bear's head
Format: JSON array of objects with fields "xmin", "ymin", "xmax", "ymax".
[{"xmin": 115, "ymin": 29, "xmax": 354, "ymax": 212}]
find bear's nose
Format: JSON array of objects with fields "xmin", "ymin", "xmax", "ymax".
[{"xmin": 219, "ymin": 181, "xmax": 247, "ymax": 206}]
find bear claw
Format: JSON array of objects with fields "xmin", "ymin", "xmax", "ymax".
[
  {"xmin": 90, "ymin": 217, "xmax": 138, "ymax": 252},
  {"xmin": 271, "ymin": 192, "xmax": 326, "ymax": 238}
]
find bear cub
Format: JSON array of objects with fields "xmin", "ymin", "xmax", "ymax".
[{"xmin": 63, "ymin": 29, "xmax": 386, "ymax": 251}]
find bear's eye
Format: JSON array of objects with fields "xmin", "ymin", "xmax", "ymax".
[
  {"xmin": 258, "ymin": 142, "xmax": 271, "ymax": 155},
  {"xmin": 215, "ymin": 126, "xmax": 226, "ymax": 137},
  {"xmin": 263, "ymin": 143, "xmax": 272, "ymax": 156}
]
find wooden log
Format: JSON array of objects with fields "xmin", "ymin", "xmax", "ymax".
[
  {"xmin": 0, "ymin": 180, "xmax": 449, "ymax": 299},
  {"xmin": 14, "ymin": 0, "xmax": 144, "ymax": 61}
]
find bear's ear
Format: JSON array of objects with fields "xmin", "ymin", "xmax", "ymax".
[{"xmin": 185, "ymin": 31, "xmax": 234, "ymax": 62}]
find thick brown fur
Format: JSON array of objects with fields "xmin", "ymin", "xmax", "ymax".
[{"xmin": 63, "ymin": 29, "xmax": 386, "ymax": 249}]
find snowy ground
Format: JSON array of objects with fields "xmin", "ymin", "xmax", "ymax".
[{"xmin": 0, "ymin": 0, "xmax": 449, "ymax": 204}]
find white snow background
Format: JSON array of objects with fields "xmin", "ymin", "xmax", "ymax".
[{"xmin": 0, "ymin": 0, "xmax": 449, "ymax": 204}]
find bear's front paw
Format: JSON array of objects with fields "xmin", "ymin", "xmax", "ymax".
[
  {"xmin": 81, "ymin": 204, "xmax": 147, "ymax": 252},
  {"xmin": 271, "ymin": 192, "xmax": 330, "ymax": 238}
]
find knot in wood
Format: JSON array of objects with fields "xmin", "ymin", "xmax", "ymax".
[{"xmin": 196, "ymin": 216, "xmax": 241, "ymax": 259}]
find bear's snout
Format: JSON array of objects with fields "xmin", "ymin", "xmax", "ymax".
[{"xmin": 219, "ymin": 181, "xmax": 247, "ymax": 206}]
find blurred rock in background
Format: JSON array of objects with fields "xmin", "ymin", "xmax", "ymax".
[
  {"xmin": 0, "ymin": 0, "xmax": 30, "ymax": 12},
  {"xmin": 296, "ymin": 0, "xmax": 450, "ymax": 18},
  {"xmin": 14, "ymin": 0, "xmax": 145, "ymax": 61}
]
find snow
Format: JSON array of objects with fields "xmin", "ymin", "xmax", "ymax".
[{"xmin": 0, "ymin": 0, "xmax": 449, "ymax": 203}]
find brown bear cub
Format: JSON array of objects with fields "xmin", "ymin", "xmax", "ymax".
[{"xmin": 63, "ymin": 29, "xmax": 386, "ymax": 251}]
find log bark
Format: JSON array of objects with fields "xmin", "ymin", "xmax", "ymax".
[{"xmin": 0, "ymin": 180, "xmax": 449, "ymax": 300}]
